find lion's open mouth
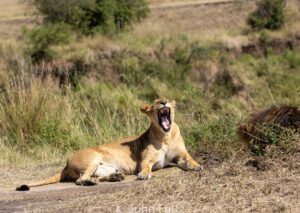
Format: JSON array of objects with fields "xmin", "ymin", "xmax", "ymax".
[{"xmin": 158, "ymin": 107, "xmax": 171, "ymax": 132}]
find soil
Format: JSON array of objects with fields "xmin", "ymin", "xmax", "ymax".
[{"xmin": 0, "ymin": 153, "xmax": 299, "ymax": 213}]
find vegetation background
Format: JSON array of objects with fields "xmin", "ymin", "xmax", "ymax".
[{"xmin": 0, "ymin": 0, "xmax": 299, "ymax": 168}]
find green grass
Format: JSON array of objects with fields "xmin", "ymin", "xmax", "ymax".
[{"xmin": 234, "ymin": 52, "xmax": 300, "ymax": 106}]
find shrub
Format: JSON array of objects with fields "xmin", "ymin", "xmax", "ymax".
[
  {"xmin": 247, "ymin": 0, "xmax": 286, "ymax": 30},
  {"xmin": 28, "ymin": 0, "xmax": 149, "ymax": 35},
  {"xmin": 24, "ymin": 22, "xmax": 72, "ymax": 63}
]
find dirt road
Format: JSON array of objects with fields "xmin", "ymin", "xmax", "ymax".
[
  {"xmin": 0, "ymin": 154, "xmax": 299, "ymax": 212},
  {"xmin": 149, "ymin": 0, "xmax": 253, "ymax": 9}
]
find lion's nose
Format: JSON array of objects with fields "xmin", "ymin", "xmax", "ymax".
[{"xmin": 160, "ymin": 101, "xmax": 167, "ymax": 106}]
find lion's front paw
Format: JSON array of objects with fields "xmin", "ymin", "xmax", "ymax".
[
  {"xmin": 138, "ymin": 170, "xmax": 152, "ymax": 180},
  {"xmin": 188, "ymin": 162, "xmax": 203, "ymax": 171}
]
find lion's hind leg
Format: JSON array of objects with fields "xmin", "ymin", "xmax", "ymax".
[
  {"xmin": 76, "ymin": 163, "xmax": 125, "ymax": 185},
  {"xmin": 75, "ymin": 163, "xmax": 98, "ymax": 186}
]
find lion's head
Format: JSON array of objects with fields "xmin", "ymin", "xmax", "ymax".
[{"xmin": 140, "ymin": 98, "xmax": 176, "ymax": 133}]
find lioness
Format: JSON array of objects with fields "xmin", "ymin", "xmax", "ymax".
[{"xmin": 17, "ymin": 98, "xmax": 201, "ymax": 191}]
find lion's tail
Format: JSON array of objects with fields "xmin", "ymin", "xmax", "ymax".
[{"xmin": 16, "ymin": 168, "xmax": 66, "ymax": 191}]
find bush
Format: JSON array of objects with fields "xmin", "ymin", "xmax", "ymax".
[
  {"xmin": 247, "ymin": 0, "xmax": 286, "ymax": 30},
  {"xmin": 24, "ymin": 22, "xmax": 72, "ymax": 62},
  {"xmin": 29, "ymin": 0, "xmax": 149, "ymax": 35}
]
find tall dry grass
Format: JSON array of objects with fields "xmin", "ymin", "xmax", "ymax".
[{"xmin": 0, "ymin": 74, "xmax": 150, "ymax": 166}]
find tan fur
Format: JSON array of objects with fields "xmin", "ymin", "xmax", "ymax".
[{"xmin": 16, "ymin": 98, "xmax": 201, "ymax": 191}]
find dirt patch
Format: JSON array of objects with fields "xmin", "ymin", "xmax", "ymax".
[
  {"xmin": 133, "ymin": 0, "xmax": 256, "ymax": 40},
  {"xmin": 149, "ymin": 0, "xmax": 245, "ymax": 10},
  {"xmin": 194, "ymin": 151, "xmax": 223, "ymax": 168},
  {"xmin": 197, "ymin": 60, "xmax": 253, "ymax": 107},
  {"xmin": 245, "ymin": 158, "xmax": 269, "ymax": 171},
  {"xmin": 0, "ymin": 17, "xmax": 39, "ymax": 39},
  {"xmin": 241, "ymin": 34, "xmax": 300, "ymax": 57},
  {"xmin": 0, "ymin": 154, "xmax": 299, "ymax": 212}
]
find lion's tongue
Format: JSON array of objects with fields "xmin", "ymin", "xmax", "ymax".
[{"xmin": 161, "ymin": 116, "xmax": 170, "ymax": 129}]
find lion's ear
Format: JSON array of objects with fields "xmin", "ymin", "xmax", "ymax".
[
  {"xmin": 171, "ymin": 100, "xmax": 176, "ymax": 107},
  {"xmin": 140, "ymin": 104, "xmax": 153, "ymax": 114}
]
